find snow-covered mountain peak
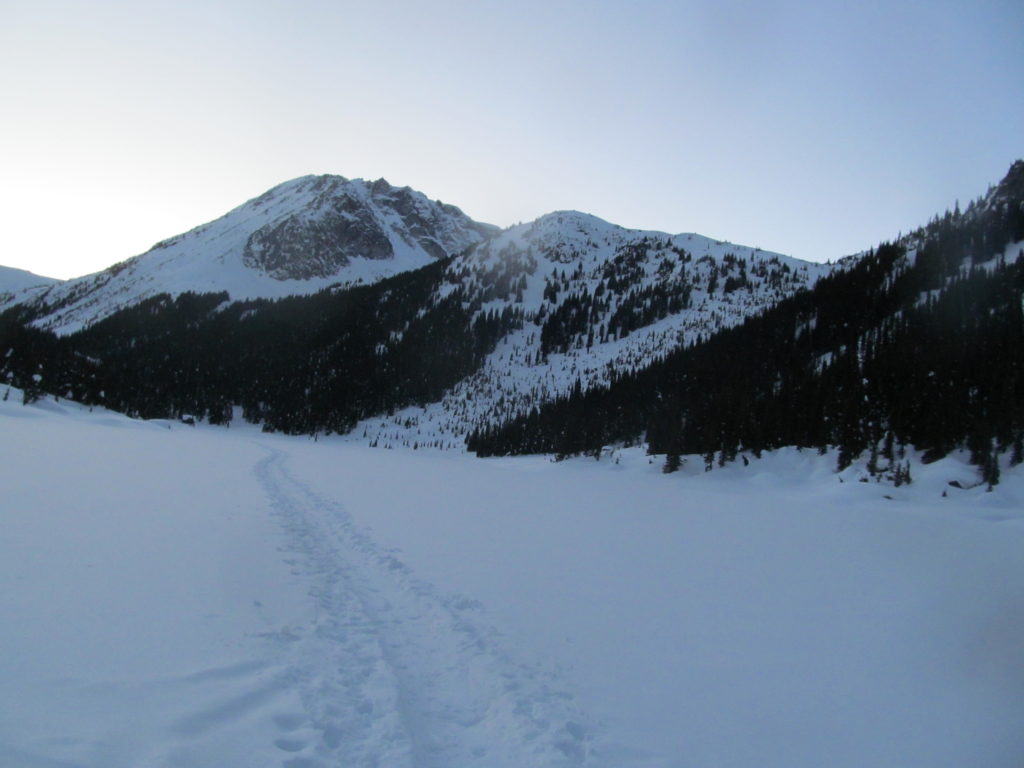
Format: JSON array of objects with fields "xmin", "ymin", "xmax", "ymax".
[
  {"xmin": 18, "ymin": 175, "xmax": 498, "ymax": 334},
  {"xmin": 358, "ymin": 212, "xmax": 833, "ymax": 450},
  {"xmin": 501, "ymin": 211, "xmax": 626, "ymax": 263},
  {"xmin": 161, "ymin": 173, "xmax": 496, "ymax": 278},
  {"xmin": 528, "ymin": 210, "xmax": 620, "ymax": 234}
]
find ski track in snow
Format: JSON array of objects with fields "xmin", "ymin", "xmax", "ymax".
[{"xmin": 253, "ymin": 447, "xmax": 593, "ymax": 768}]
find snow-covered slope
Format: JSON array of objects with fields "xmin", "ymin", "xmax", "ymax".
[
  {"xmin": 0, "ymin": 265, "xmax": 60, "ymax": 309},
  {"xmin": 3, "ymin": 389, "xmax": 1023, "ymax": 767},
  {"xmin": 21, "ymin": 175, "xmax": 496, "ymax": 334},
  {"xmin": 358, "ymin": 211, "xmax": 831, "ymax": 448},
  {"xmin": 4, "ymin": 198, "xmax": 833, "ymax": 444}
]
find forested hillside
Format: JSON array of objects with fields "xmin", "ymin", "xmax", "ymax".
[
  {"xmin": 4, "ymin": 163, "xmax": 1021, "ymax": 483},
  {"xmin": 468, "ymin": 162, "xmax": 1024, "ymax": 483},
  {"xmin": 1, "ymin": 209, "xmax": 822, "ymax": 446},
  {"xmin": 1, "ymin": 260, "xmax": 521, "ymax": 437}
]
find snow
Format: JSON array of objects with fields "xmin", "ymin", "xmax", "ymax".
[
  {"xmin": 20, "ymin": 175, "xmax": 492, "ymax": 335},
  {"xmin": 2, "ymin": 392, "xmax": 1023, "ymax": 767},
  {"xmin": 5, "ymin": 197, "xmax": 836, "ymax": 454},
  {"xmin": 0, "ymin": 265, "xmax": 59, "ymax": 294},
  {"xmin": 357, "ymin": 211, "xmax": 832, "ymax": 448},
  {"xmin": 0, "ymin": 265, "xmax": 60, "ymax": 311}
]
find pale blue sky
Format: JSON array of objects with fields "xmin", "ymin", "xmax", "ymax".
[{"xmin": 2, "ymin": 0, "xmax": 1021, "ymax": 278}]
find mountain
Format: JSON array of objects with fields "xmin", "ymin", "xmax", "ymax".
[
  {"xmin": 359, "ymin": 210, "xmax": 829, "ymax": 448},
  {"xmin": 0, "ymin": 203, "xmax": 825, "ymax": 439},
  {"xmin": 469, "ymin": 161, "xmax": 1024, "ymax": 482},
  {"xmin": 0, "ymin": 265, "xmax": 59, "ymax": 303},
  {"xmin": 10, "ymin": 175, "xmax": 496, "ymax": 334},
  {"xmin": 4, "ymin": 162, "xmax": 1020, "ymax": 483}
]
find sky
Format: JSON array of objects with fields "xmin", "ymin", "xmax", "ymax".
[{"xmin": 1, "ymin": 0, "xmax": 1021, "ymax": 280}]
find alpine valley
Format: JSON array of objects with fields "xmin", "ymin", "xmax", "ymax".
[
  {"xmin": 2, "ymin": 163, "xmax": 1023, "ymax": 481},
  {"xmin": 3, "ymin": 165, "xmax": 1024, "ymax": 768}
]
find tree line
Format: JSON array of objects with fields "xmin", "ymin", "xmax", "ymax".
[
  {"xmin": 468, "ymin": 162, "xmax": 1024, "ymax": 484},
  {"xmin": 1, "ymin": 258, "xmax": 523, "ymax": 436}
]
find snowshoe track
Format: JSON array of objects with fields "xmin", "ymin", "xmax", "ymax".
[{"xmin": 255, "ymin": 448, "xmax": 593, "ymax": 767}]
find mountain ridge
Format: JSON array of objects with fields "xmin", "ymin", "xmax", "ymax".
[
  {"xmin": 356, "ymin": 209, "xmax": 828, "ymax": 449},
  {"xmin": 0, "ymin": 265, "xmax": 60, "ymax": 297},
  {"xmin": 0, "ymin": 180, "xmax": 827, "ymax": 443},
  {"xmin": 5, "ymin": 174, "xmax": 496, "ymax": 335},
  {"xmin": 3, "ymin": 162, "xmax": 1021, "ymax": 484},
  {"xmin": 467, "ymin": 161, "xmax": 1024, "ymax": 483}
]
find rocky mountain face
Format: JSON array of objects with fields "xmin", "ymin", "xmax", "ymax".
[
  {"xmin": 8, "ymin": 175, "xmax": 496, "ymax": 335},
  {"xmin": 240, "ymin": 176, "xmax": 495, "ymax": 278}
]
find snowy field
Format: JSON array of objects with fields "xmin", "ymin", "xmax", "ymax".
[{"xmin": 2, "ymin": 393, "xmax": 1023, "ymax": 768}]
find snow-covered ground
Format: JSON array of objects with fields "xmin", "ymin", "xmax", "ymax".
[
  {"xmin": 2, "ymin": 392, "xmax": 1023, "ymax": 767},
  {"xmin": 0, "ymin": 265, "xmax": 60, "ymax": 310}
]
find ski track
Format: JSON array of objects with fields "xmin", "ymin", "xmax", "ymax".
[{"xmin": 253, "ymin": 448, "xmax": 594, "ymax": 768}]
